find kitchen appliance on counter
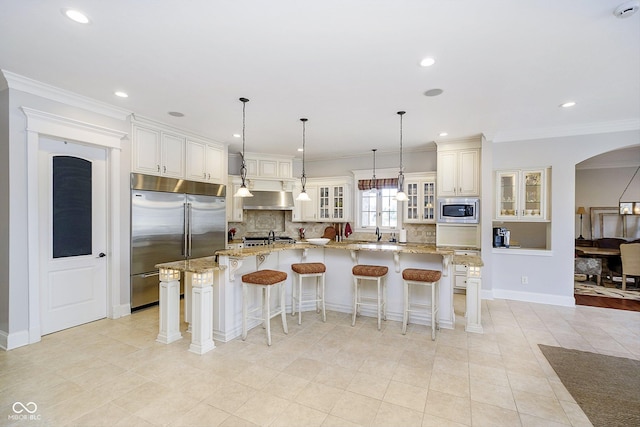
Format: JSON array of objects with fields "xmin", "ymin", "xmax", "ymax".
[
  {"xmin": 493, "ymin": 227, "xmax": 511, "ymax": 248},
  {"xmin": 242, "ymin": 236, "xmax": 296, "ymax": 247},
  {"xmin": 130, "ymin": 173, "xmax": 226, "ymax": 309},
  {"xmin": 437, "ymin": 197, "xmax": 480, "ymax": 224}
]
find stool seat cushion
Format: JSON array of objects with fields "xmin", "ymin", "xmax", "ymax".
[
  {"xmin": 402, "ymin": 268, "xmax": 441, "ymax": 283},
  {"xmin": 242, "ymin": 270, "xmax": 287, "ymax": 285},
  {"xmin": 292, "ymin": 263, "xmax": 326, "ymax": 275},
  {"xmin": 353, "ymin": 265, "xmax": 388, "ymax": 277}
]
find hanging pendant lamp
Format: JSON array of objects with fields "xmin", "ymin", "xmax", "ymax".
[
  {"xmin": 371, "ymin": 149, "xmax": 378, "ymax": 190},
  {"xmin": 296, "ymin": 118, "xmax": 311, "ymax": 201},
  {"xmin": 395, "ymin": 111, "xmax": 408, "ymax": 201},
  {"xmin": 234, "ymin": 97, "xmax": 253, "ymax": 197}
]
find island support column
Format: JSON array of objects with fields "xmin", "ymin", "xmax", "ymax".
[
  {"xmin": 465, "ymin": 265, "xmax": 483, "ymax": 333},
  {"xmin": 157, "ymin": 268, "xmax": 182, "ymax": 344},
  {"xmin": 189, "ymin": 269, "xmax": 216, "ymax": 354}
]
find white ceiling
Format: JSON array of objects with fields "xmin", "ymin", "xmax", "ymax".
[{"xmin": 1, "ymin": 1, "xmax": 639, "ymax": 160}]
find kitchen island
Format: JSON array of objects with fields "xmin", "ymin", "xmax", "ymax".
[{"xmin": 213, "ymin": 241, "xmax": 483, "ymax": 344}]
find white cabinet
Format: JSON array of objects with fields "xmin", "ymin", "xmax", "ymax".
[
  {"xmin": 292, "ymin": 184, "xmax": 318, "ymax": 222},
  {"xmin": 495, "ymin": 168, "xmax": 549, "ymax": 221},
  {"xmin": 132, "ymin": 118, "xmax": 225, "ymax": 182},
  {"xmin": 404, "ymin": 173, "xmax": 436, "ymax": 223},
  {"xmin": 293, "ymin": 178, "xmax": 351, "ymax": 223},
  {"xmin": 454, "ymin": 249, "xmax": 479, "ymax": 290},
  {"xmin": 318, "ymin": 182, "xmax": 351, "ymax": 221},
  {"xmin": 244, "ymin": 153, "xmax": 293, "ymax": 178},
  {"xmin": 227, "ymin": 176, "xmax": 244, "ymax": 223},
  {"xmin": 186, "ymin": 139, "xmax": 225, "ymax": 183},
  {"xmin": 437, "ymin": 148, "xmax": 479, "ymax": 197},
  {"xmin": 132, "ymin": 125, "xmax": 185, "ymax": 178}
]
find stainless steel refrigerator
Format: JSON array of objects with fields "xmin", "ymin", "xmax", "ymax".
[{"xmin": 130, "ymin": 173, "xmax": 226, "ymax": 309}]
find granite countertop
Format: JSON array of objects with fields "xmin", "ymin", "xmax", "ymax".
[
  {"xmin": 155, "ymin": 256, "xmax": 223, "ymax": 273},
  {"xmin": 215, "ymin": 241, "xmax": 457, "ymax": 258}
]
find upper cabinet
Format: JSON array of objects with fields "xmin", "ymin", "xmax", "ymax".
[
  {"xmin": 244, "ymin": 153, "xmax": 293, "ymax": 179},
  {"xmin": 495, "ymin": 168, "xmax": 550, "ymax": 221},
  {"xmin": 186, "ymin": 138, "xmax": 225, "ymax": 183},
  {"xmin": 131, "ymin": 117, "xmax": 226, "ymax": 183},
  {"xmin": 292, "ymin": 177, "xmax": 352, "ymax": 223},
  {"xmin": 227, "ymin": 176, "xmax": 244, "ymax": 223},
  {"xmin": 436, "ymin": 137, "xmax": 482, "ymax": 198},
  {"xmin": 292, "ymin": 183, "xmax": 318, "ymax": 222},
  {"xmin": 132, "ymin": 125, "xmax": 185, "ymax": 178},
  {"xmin": 404, "ymin": 172, "xmax": 437, "ymax": 223}
]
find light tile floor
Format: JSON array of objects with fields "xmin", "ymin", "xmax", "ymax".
[{"xmin": 2, "ymin": 295, "xmax": 639, "ymax": 426}]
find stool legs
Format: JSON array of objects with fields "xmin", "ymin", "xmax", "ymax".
[
  {"xmin": 352, "ymin": 275, "xmax": 386, "ymax": 330},
  {"xmin": 402, "ymin": 279, "xmax": 439, "ymax": 340},
  {"xmin": 242, "ymin": 281, "xmax": 287, "ymax": 346},
  {"xmin": 293, "ymin": 273, "xmax": 326, "ymax": 325}
]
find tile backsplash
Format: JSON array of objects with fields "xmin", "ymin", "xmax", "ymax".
[{"xmin": 229, "ymin": 210, "xmax": 436, "ymax": 244}]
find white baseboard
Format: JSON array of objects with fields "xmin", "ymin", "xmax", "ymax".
[
  {"xmin": 0, "ymin": 329, "xmax": 30, "ymax": 351},
  {"xmin": 111, "ymin": 303, "xmax": 131, "ymax": 319},
  {"xmin": 491, "ymin": 288, "xmax": 575, "ymax": 307}
]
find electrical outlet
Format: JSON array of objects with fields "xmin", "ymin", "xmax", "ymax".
[{"xmin": 521, "ymin": 276, "xmax": 528, "ymax": 285}]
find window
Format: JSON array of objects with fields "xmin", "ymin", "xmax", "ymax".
[{"xmin": 360, "ymin": 188, "xmax": 398, "ymax": 230}]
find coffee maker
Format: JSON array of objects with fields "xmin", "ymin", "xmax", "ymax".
[{"xmin": 493, "ymin": 227, "xmax": 510, "ymax": 248}]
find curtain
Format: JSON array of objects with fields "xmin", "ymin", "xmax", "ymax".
[{"xmin": 357, "ymin": 178, "xmax": 398, "ymax": 190}]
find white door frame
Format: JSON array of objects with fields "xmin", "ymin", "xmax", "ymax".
[{"xmin": 22, "ymin": 107, "xmax": 127, "ymax": 344}]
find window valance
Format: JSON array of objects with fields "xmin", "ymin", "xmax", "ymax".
[{"xmin": 357, "ymin": 178, "xmax": 398, "ymax": 190}]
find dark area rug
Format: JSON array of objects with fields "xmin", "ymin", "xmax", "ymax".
[{"xmin": 539, "ymin": 345, "xmax": 640, "ymax": 427}]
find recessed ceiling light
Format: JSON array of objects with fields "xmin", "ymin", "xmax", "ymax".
[
  {"xmin": 233, "ymin": 134, "xmax": 241, "ymax": 138},
  {"xmin": 439, "ymin": 132, "xmax": 448, "ymax": 137},
  {"xmin": 614, "ymin": 0, "xmax": 639, "ymax": 18},
  {"xmin": 419, "ymin": 57, "xmax": 436, "ymax": 67},
  {"xmin": 114, "ymin": 91, "xmax": 128, "ymax": 98},
  {"xmin": 560, "ymin": 101, "xmax": 576, "ymax": 108},
  {"xmin": 168, "ymin": 111, "xmax": 185, "ymax": 117},
  {"xmin": 62, "ymin": 9, "xmax": 90, "ymax": 24},
  {"xmin": 424, "ymin": 88, "xmax": 444, "ymax": 97}
]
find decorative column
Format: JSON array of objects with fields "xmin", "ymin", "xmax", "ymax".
[
  {"xmin": 156, "ymin": 268, "xmax": 182, "ymax": 344},
  {"xmin": 465, "ymin": 265, "xmax": 483, "ymax": 333},
  {"xmin": 189, "ymin": 269, "xmax": 216, "ymax": 354}
]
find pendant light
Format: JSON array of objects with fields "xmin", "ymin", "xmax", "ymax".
[
  {"xmin": 371, "ymin": 149, "xmax": 378, "ymax": 190},
  {"xmin": 395, "ymin": 111, "xmax": 408, "ymax": 201},
  {"xmin": 234, "ymin": 97, "xmax": 253, "ymax": 197},
  {"xmin": 296, "ymin": 118, "xmax": 311, "ymax": 201}
]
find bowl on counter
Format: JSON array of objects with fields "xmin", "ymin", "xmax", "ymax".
[{"xmin": 306, "ymin": 238, "xmax": 330, "ymax": 246}]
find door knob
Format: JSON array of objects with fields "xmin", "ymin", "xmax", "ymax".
[{"xmin": 97, "ymin": 252, "xmax": 106, "ymax": 258}]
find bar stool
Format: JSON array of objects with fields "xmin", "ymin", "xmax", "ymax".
[
  {"xmin": 241, "ymin": 270, "xmax": 288, "ymax": 346},
  {"xmin": 352, "ymin": 264, "xmax": 388, "ymax": 330},
  {"xmin": 291, "ymin": 263, "xmax": 326, "ymax": 325},
  {"xmin": 402, "ymin": 268, "xmax": 441, "ymax": 340}
]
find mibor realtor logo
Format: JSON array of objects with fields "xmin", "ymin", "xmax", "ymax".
[{"xmin": 9, "ymin": 402, "xmax": 41, "ymax": 421}]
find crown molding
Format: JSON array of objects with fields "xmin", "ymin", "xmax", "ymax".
[
  {"xmin": 2, "ymin": 69, "xmax": 131, "ymax": 121},
  {"xmin": 492, "ymin": 119, "xmax": 640, "ymax": 143}
]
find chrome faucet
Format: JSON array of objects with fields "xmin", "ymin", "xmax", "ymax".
[
  {"xmin": 268, "ymin": 230, "xmax": 276, "ymax": 244},
  {"xmin": 375, "ymin": 227, "xmax": 382, "ymax": 241}
]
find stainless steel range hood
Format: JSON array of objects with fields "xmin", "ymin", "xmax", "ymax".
[{"xmin": 242, "ymin": 190, "xmax": 295, "ymax": 210}]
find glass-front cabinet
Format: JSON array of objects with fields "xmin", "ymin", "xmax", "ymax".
[
  {"xmin": 404, "ymin": 173, "xmax": 437, "ymax": 223},
  {"xmin": 495, "ymin": 168, "xmax": 548, "ymax": 221}
]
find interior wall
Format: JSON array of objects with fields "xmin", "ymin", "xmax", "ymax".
[{"xmin": 488, "ymin": 129, "xmax": 640, "ymax": 305}]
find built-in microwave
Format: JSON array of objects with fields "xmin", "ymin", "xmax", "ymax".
[{"xmin": 437, "ymin": 197, "xmax": 480, "ymax": 224}]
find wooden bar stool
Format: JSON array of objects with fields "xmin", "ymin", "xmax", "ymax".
[
  {"xmin": 352, "ymin": 265, "xmax": 388, "ymax": 330},
  {"xmin": 291, "ymin": 262, "xmax": 326, "ymax": 325},
  {"xmin": 241, "ymin": 270, "xmax": 288, "ymax": 346},
  {"xmin": 402, "ymin": 268, "xmax": 441, "ymax": 340}
]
